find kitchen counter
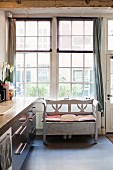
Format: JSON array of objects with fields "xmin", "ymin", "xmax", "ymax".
[{"xmin": 0, "ymin": 97, "xmax": 38, "ymax": 136}]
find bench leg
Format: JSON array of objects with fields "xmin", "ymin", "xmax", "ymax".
[
  {"xmin": 94, "ymin": 131, "xmax": 98, "ymax": 144},
  {"xmin": 63, "ymin": 135, "xmax": 67, "ymax": 139},
  {"xmin": 68, "ymin": 135, "xmax": 72, "ymax": 139},
  {"xmin": 94, "ymin": 138, "xmax": 98, "ymax": 144},
  {"xmin": 43, "ymin": 131, "xmax": 47, "ymax": 145}
]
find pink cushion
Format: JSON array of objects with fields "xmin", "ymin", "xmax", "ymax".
[
  {"xmin": 61, "ymin": 114, "xmax": 77, "ymax": 122},
  {"xmin": 45, "ymin": 115, "xmax": 61, "ymax": 122},
  {"xmin": 44, "ymin": 114, "xmax": 96, "ymax": 122},
  {"xmin": 76, "ymin": 115, "xmax": 96, "ymax": 121}
]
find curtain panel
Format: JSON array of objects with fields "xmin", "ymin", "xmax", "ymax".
[
  {"xmin": 93, "ymin": 18, "xmax": 104, "ymax": 114},
  {"xmin": 7, "ymin": 18, "xmax": 16, "ymax": 83}
]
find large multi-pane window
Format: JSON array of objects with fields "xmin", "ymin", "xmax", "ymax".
[
  {"xmin": 16, "ymin": 19, "xmax": 51, "ymax": 97},
  {"xmin": 108, "ymin": 20, "xmax": 113, "ymax": 51},
  {"xmin": 15, "ymin": 17, "xmax": 94, "ymax": 99},
  {"xmin": 57, "ymin": 18, "xmax": 94, "ymax": 98}
]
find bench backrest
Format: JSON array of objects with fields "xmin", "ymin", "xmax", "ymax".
[{"xmin": 45, "ymin": 99, "xmax": 98, "ymax": 116}]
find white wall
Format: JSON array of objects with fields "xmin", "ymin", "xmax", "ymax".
[{"xmin": 0, "ymin": 10, "xmax": 6, "ymax": 80}]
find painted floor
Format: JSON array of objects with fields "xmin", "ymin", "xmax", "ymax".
[{"xmin": 21, "ymin": 135, "xmax": 113, "ymax": 170}]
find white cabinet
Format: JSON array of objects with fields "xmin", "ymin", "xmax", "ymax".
[{"xmin": 0, "ymin": 127, "xmax": 12, "ymax": 170}]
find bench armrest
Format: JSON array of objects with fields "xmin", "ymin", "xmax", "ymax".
[
  {"xmin": 93, "ymin": 99, "xmax": 99, "ymax": 118},
  {"xmin": 42, "ymin": 100, "xmax": 47, "ymax": 122}
]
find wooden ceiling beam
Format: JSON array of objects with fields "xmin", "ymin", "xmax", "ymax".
[{"xmin": 0, "ymin": 0, "xmax": 113, "ymax": 8}]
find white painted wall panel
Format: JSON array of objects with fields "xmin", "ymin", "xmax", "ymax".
[{"xmin": 0, "ymin": 10, "xmax": 6, "ymax": 79}]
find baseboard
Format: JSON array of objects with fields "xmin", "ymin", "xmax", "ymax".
[{"xmin": 98, "ymin": 128, "xmax": 106, "ymax": 135}]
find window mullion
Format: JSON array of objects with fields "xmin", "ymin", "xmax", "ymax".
[
  {"xmin": 51, "ymin": 17, "xmax": 57, "ymax": 99},
  {"xmin": 83, "ymin": 53, "xmax": 85, "ymax": 97}
]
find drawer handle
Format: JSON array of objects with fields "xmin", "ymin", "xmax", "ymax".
[
  {"xmin": 29, "ymin": 114, "xmax": 36, "ymax": 121},
  {"xmin": 15, "ymin": 126, "xmax": 27, "ymax": 135},
  {"xmin": 20, "ymin": 126, "xmax": 27, "ymax": 135},
  {"xmin": 31, "ymin": 127, "xmax": 36, "ymax": 134},
  {"xmin": 15, "ymin": 143, "xmax": 27, "ymax": 155}
]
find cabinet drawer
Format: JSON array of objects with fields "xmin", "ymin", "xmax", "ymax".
[
  {"xmin": 28, "ymin": 114, "xmax": 36, "ymax": 127},
  {"xmin": 12, "ymin": 116, "xmax": 27, "ymax": 136}
]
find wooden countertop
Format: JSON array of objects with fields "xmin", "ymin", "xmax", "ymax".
[{"xmin": 0, "ymin": 97, "xmax": 38, "ymax": 136}]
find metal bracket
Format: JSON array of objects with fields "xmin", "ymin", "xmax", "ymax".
[
  {"xmin": 110, "ymin": 56, "xmax": 113, "ymax": 59},
  {"xmin": 16, "ymin": 0, "xmax": 21, "ymax": 4},
  {"xmin": 85, "ymin": 0, "xmax": 91, "ymax": 4}
]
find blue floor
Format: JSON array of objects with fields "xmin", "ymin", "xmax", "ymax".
[{"xmin": 21, "ymin": 135, "xmax": 113, "ymax": 170}]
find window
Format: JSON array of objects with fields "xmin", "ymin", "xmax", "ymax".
[
  {"xmin": 15, "ymin": 17, "xmax": 95, "ymax": 99},
  {"xmin": 57, "ymin": 18, "xmax": 94, "ymax": 98},
  {"xmin": 16, "ymin": 19, "xmax": 51, "ymax": 97}
]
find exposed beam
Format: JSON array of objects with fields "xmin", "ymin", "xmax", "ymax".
[{"xmin": 0, "ymin": 0, "xmax": 113, "ymax": 8}]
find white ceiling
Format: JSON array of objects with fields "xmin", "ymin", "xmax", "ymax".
[{"xmin": 2, "ymin": 7, "xmax": 113, "ymax": 18}]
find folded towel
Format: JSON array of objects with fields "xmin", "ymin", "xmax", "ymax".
[{"xmin": 0, "ymin": 134, "xmax": 12, "ymax": 170}]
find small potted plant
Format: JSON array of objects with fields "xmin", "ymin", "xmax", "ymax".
[{"xmin": 2, "ymin": 61, "xmax": 14, "ymax": 84}]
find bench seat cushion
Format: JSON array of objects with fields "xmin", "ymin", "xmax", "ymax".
[
  {"xmin": 60, "ymin": 114, "xmax": 77, "ymax": 121},
  {"xmin": 76, "ymin": 115, "xmax": 96, "ymax": 121},
  {"xmin": 45, "ymin": 115, "xmax": 61, "ymax": 122},
  {"xmin": 45, "ymin": 114, "xmax": 96, "ymax": 122}
]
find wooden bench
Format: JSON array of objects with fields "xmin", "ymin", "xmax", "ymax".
[{"xmin": 42, "ymin": 99, "xmax": 98, "ymax": 144}]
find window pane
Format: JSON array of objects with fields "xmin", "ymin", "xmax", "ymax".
[
  {"xmin": 84, "ymin": 36, "xmax": 93, "ymax": 50},
  {"xmin": 38, "ymin": 21, "xmax": 50, "ymax": 36},
  {"xmin": 16, "ymin": 68, "xmax": 24, "ymax": 83},
  {"xmin": 59, "ymin": 53, "xmax": 71, "ymax": 67},
  {"xmin": 110, "ymin": 60, "xmax": 113, "ymax": 73},
  {"xmin": 59, "ymin": 36, "xmax": 71, "ymax": 50},
  {"xmin": 72, "ymin": 84, "xmax": 83, "ymax": 97},
  {"xmin": 38, "ymin": 37, "xmax": 50, "ymax": 50},
  {"xmin": 85, "ymin": 53, "xmax": 93, "ymax": 67},
  {"xmin": 72, "ymin": 21, "xmax": 83, "ymax": 35},
  {"xmin": 108, "ymin": 20, "xmax": 113, "ymax": 35},
  {"xmin": 38, "ymin": 68, "xmax": 50, "ymax": 82},
  {"xmin": 84, "ymin": 69, "xmax": 93, "ymax": 82},
  {"xmin": 16, "ymin": 21, "xmax": 24, "ymax": 36},
  {"xmin": 72, "ymin": 36, "xmax": 83, "ymax": 50},
  {"xmin": 26, "ymin": 21, "xmax": 37, "ymax": 36},
  {"xmin": 25, "ymin": 37, "xmax": 37, "ymax": 50},
  {"xmin": 16, "ymin": 37, "xmax": 24, "ymax": 50},
  {"xmin": 25, "ymin": 53, "xmax": 37, "ymax": 67},
  {"xmin": 85, "ymin": 21, "xmax": 93, "ymax": 35},
  {"xmin": 59, "ymin": 83, "xmax": 70, "ymax": 97},
  {"xmin": 72, "ymin": 53, "xmax": 83, "ymax": 67},
  {"xmin": 38, "ymin": 53, "xmax": 50, "ymax": 67},
  {"xmin": 59, "ymin": 21, "xmax": 71, "ymax": 35},
  {"xmin": 25, "ymin": 84, "xmax": 38, "ymax": 97},
  {"xmin": 59, "ymin": 68, "xmax": 70, "ymax": 82},
  {"xmin": 110, "ymin": 61, "xmax": 113, "ymax": 91},
  {"xmin": 90, "ymin": 84, "xmax": 94, "ymax": 97},
  {"xmin": 111, "ymin": 74, "xmax": 113, "ymax": 88},
  {"xmin": 72, "ymin": 69, "xmax": 83, "ymax": 82},
  {"xmin": 108, "ymin": 36, "xmax": 113, "ymax": 50},
  {"xmin": 25, "ymin": 68, "xmax": 37, "ymax": 82},
  {"xmin": 16, "ymin": 83, "xmax": 24, "ymax": 96},
  {"xmin": 83, "ymin": 83, "xmax": 94, "ymax": 97},
  {"xmin": 16, "ymin": 53, "xmax": 24, "ymax": 67},
  {"xmin": 38, "ymin": 84, "xmax": 50, "ymax": 97}
]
